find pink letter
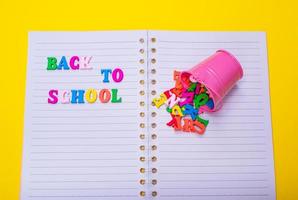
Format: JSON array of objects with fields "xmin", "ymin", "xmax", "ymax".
[
  {"xmin": 48, "ymin": 90, "xmax": 58, "ymax": 104},
  {"xmin": 61, "ymin": 90, "xmax": 70, "ymax": 104},
  {"xmin": 112, "ymin": 68, "xmax": 124, "ymax": 82},
  {"xmin": 80, "ymin": 56, "xmax": 93, "ymax": 70},
  {"xmin": 69, "ymin": 56, "xmax": 80, "ymax": 70}
]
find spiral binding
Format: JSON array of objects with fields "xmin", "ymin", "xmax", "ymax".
[
  {"xmin": 150, "ymin": 37, "xmax": 158, "ymax": 198},
  {"xmin": 138, "ymin": 36, "xmax": 158, "ymax": 198},
  {"xmin": 138, "ymin": 37, "xmax": 146, "ymax": 197}
]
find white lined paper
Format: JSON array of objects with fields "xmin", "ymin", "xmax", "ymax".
[
  {"xmin": 149, "ymin": 31, "xmax": 275, "ymax": 200},
  {"xmin": 21, "ymin": 31, "xmax": 148, "ymax": 200}
]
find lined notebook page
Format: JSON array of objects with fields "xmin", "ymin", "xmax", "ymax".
[
  {"xmin": 21, "ymin": 31, "xmax": 148, "ymax": 200},
  {"xmin": 149, "ymin": 31, "xmax": 275, "ymax": 200}
]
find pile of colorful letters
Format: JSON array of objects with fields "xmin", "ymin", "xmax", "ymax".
[{"xmin": 152, "ymin": 71, "xmax": 214, "ymax": 135}]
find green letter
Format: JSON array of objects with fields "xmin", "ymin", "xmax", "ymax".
[
  {"xmin": 111, "ymin": 89, "xmax": 122, "ymax": 103},
  {"xmin": 47, "ymin": 57, "xmax": 57, "ymax": 70}
]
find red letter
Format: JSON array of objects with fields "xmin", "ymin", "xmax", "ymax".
[{"xmin": 167, "ymin": 115, "xmax": 182, "ymax": 131}]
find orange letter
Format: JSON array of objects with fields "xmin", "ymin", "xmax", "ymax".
[
  {"xmin": 99, "ymin": 89, "xmax": 111, "ymax": 103},
  {"xmin": 182, "ymin": 118, "xmax": 194, "ymax": 132},
  {"xmin": 193, "ymin": 120, "xmax": 206, "ymax": 135}
]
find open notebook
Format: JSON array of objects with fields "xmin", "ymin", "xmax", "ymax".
[{"xmin": 21, "ymin": 31, "xmax": 275, "ymax": 200}]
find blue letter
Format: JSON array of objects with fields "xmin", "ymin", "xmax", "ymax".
[
  {"xmin": 71, "ymin": 90, "xmax": 85, "ymax": 104},
  {"xmin": 57, "ymin": 56, "xmax": 70, "ymax": 70},
  {"xmin": 101, "ymin": 69, "xmax": 112, "ymax": 83}
]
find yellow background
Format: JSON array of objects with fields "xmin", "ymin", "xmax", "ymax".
[{"xmin": 0, "ymin": 0, "xmax": 297, "ymax": 199}]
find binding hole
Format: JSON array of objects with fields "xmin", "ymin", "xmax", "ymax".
[
  {"xmin": 140, "ymin": 191, "xmax": 146, "ymax": 197},
  {"xmin": 152, "ymin": 191, "xmax": 158, "ymax": 197},
  {"xmin": 151, "ymin": 134, "xmax": 157, "ymax": 140},
  {"xmin": 139, "ymin": 49, "xmax": 144, "ymax": 54},
  {"xmin": 151, "ymin": 90, "xmax": 156, "ymax": 95},
  {"xmin": 140, "ymin": 123, "xmax": 145, "ymax": 128},
  {"xmin": 139, "ymin": 59, "xmax": 144, "ymax": 64},
  {"xmin": 152, "ymin": 179, "xmax": 157, "ymax": 185},
  {"xmin": 151, "ymin": 79, "xmax": 156, "ymax": 85},
  {"xmin": 140, "ymin": 112, "xmax": 145, "ymax": 117},
  {"xmin": 140, "ymin": 101, "xmax": 145, "ymax": 106},
  {"xmin": 151, "ymin": 48, "xmax": 156, "ymax": 53},
  {"xmin": 140, "ymin": 168, "xmax": 145, "ymax": 173},
  {"xmin": 151, "ymin": 112, "xmax": 157, "ymax": 117},
  {"xmin": 151, "ymin": 156, "xmax": 157, "ymax": 162},
  {"xmin": 139, "ymin": 134, "xmax": 145, "ymax": 139},
  {"xmin": 140, "ymin": 156, "xmax": 145, "ymax": 162},
  {"xmin": 151, "ymin": 123, "xmax": 157, "ymax": 128},
  {"xmin": 151, "ymin": 145, "xmax": 157, "ymax": 151},
  {"xmin": 139, "ymin": 38, "xmax": 145, "ymax": 43},
  {"xmin": 152, "ymin": 168, "xmax": 157, "ymax": 173},
  {"xmin": 139, "ymin": 80, "xmax": 144, "ymax": 85},
  {"xmin": 140, "ymin": 179, "xmax": 145, "ymax": 185},
  {"xmin": 151, "ymin": 69, "xmax": 156, "ymax": 74},
  {"xmin": 139, "ymin": 145, "xmax": 145, "ymax": 150},
  {"xmin": 151, "ymin": 38, "xmax": 156, "ymax": 43},
  {"xmin": 139, "ymin": 90, "xmax": 145, "ymax": 96},
  {"xmin": 139, "ymin": 69, "xmax": 145, "ymax": 74},
  {"xmin": 151, "ymin": 58, "xmax": 156, "ymax": 64}
]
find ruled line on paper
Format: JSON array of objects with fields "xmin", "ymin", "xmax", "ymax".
[
  {"xmin": 31, "ymin": 144, "xmax": 138, "ymax": 147},
  {"xmin": 159, "ymin": 150, "xmax": 267, "ymax": 153},
  {"xmin": 31, "ymin": 115, "xmax": 137, "ymax": 118},
  {"xmin": 30, "ymin": 158, "xmax": 137, "ymax": 161},
  {"xmin": 160, "ymin": 172, "xmax": 267, "ymax": 175},
  {"xmin": 157, "ymin": 60, "xmax": 261, "ymax": 63},
  {"xmin": 159, "ymin": 194, "xmax": 268, "ymax": 197},
  {"xmin": 34, "ymin": 53, "xmax": 137, "ymax": 56},
  {"xmin": 30, "ymin": 172, "xmax": 137, "ymax": 175},
  {"xmin": 158, "ymin": 47, "xmax": 260, "ymax": 50},
  {"xmin": 158, "ymin": 40, "xmax": 260, "ymax": 44},
  {"xmin": 34, "ymin": 49, "xmax": 137, "ymax": 54},
  {"xmin": 158, "ymin": 53, "xmax": 261, "ymax": 57},
  {"xmin": 158, "ymin": 157, "xmax": 267, "ymax": 160},
  {"xmin": 31, "ymin": 122, "xmax": 137, "ymax": 125},
  {"xmin": 160, "ymin": 186, "xmax": 268, "ymax": 189},
  {"xmin": 30, "ymin": 137, "xmax": 137, "ymax": 140},
  {"xmin": 29, "ymin": 180, "xmax": 138, "ymax": 183},
  {"xmin": 28, "ymin": 195, "xmax": 138, "ymax": 198},
  {"xmin": 35, "ymin": 40, "xmax": 138, "ymax": 44},
  {"xmin": 30, "ymin": 150, "xmax": 137, "ymax": 154},
  {"xmin": 157, "ymin": 143, "xmax": 266, "ymax": 146},
  {"xmin": 159, "ymin": 66, "xmax": 261, "ymax": 70},
  {"xmin": 29, "ymin": 165, "xmax": 138, "ymax": 168},
  {"xmin": 158, "ymin": 136, "xmax": 266, "ymax": 139},
  {"xmin": 160, "ymin": 179, "xmax": 268, "ymax": 182},
  {"xmin": 31, "ymin": 129, "xmax": 138, "ymax": 132},
  {"xmin": 29, "ymin": 187, "xmax": 138, "ymax": 190},
  {"xmin": 159, "ymin": 164, "xmax": 267, "ymax": 167}
]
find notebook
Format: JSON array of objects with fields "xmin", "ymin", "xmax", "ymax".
[{"xmin": 21, "ymin": 31, "xmax": 275, "ymax": 200}]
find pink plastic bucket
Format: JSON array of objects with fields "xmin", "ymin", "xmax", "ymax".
[{"xmin": 180, "ymin": 50, "xmax": 243, "ymax": 112}]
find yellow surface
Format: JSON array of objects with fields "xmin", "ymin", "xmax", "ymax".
[{"xmin": 0, "ymin": 0, "xmax": 298, "ymax": 199}]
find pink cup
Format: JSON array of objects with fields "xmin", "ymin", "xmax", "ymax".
[{"xmin": 180, "ymin": 50, "xmax": 243, "ymax": 112}]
